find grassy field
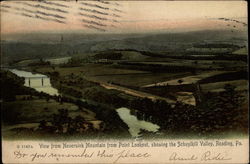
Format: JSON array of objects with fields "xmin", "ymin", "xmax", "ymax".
[
  {"xmin": 7, "ymin": 48, "xmax": 248, "ymax": 139},
  {"xmin": 34, "ymin": 64, "xmax": 191, "ymax": 87},
  {"xmin": 142, "ymin": 71, "xmax": 230, "ymax": 87},
  {"xmin": 232, "ymin": 47, "xmax": 248, "ymax": 55},
  {"xmin": 201, "ymin": 80, "xmax": 248, "ymax": 92},
  {"xmin": 32, "ymin": 58, "xmax": 247, "ymax": 107},
  {"xmin": 2, "ymin": 95, "xmax": 100, "ymax": 139},
  {"xmin": 2, "ymin": 97, "xmax": 98, "ymax": 123}
]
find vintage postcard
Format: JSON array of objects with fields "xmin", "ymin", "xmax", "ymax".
[{"xmin": 1, "ymin": 0, "xmax": 249, "ymax": 163}]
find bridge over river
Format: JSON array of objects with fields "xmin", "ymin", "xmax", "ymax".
[
  {"xmin": 26, "ymin": 76, "xmax": 49, "ymax": 87},
  {"xmin": 8, "ymin": 69, "xmax": 59, "ymax": 95}
]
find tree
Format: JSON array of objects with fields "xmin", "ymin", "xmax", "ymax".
[
  {"xmin": 51, "ymin": 109, "xmax": 70, "ymax": 133},
  {"xmin": 197, "ymin": 84, "xmax": 245, "ymax": 134},
  {"xmin": 39, "ymin": 120, "xmax": 48, "ymax": 129},
  {"xmin": 222, "ymin": 84, "xmax": 243, "ymax": 109},
  {"xmin": 46, "ymin": 97, "xmax": 50, "ymax": 102},
  {"xmin": 178, "ymin": 79, "xmax": 183, "ymax": 85}
]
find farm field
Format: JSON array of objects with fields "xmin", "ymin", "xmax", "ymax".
[
  {"xmin": 2, "ymin": 28, "xmax": 248, "ymax": 139},
  {"xmin": 201, "ymin": 80, "xmax": 248, "ymax": 92}
]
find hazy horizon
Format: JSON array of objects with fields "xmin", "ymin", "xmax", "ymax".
[{"xmin": 1, "ymin": 29, "xmax": 247, "ymax": 43}]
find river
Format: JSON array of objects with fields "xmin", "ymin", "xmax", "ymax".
[
  {"xmin": 9, "ymin": 69, "xmax": 160, "ymax": 137},
  {"xmin": 117, "ymin": 107, "xmax": 160, "ymax": 137},
  {"xmin": 9, "ymin": 69, "xmax": 59, "ymax": 96},
  {"xmin": 45, "ymin": 57, "xmax": 71, "ymax": 65}
]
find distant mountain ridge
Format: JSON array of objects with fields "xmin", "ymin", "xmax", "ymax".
[
  {"xmin": 1, "ymin": 30, "xmax": 247, "ymax": 64},
  {"xmin": 2, "ymin": 29, "xmax": 247, "ymax": 44}
]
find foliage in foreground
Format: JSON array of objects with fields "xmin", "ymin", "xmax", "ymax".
[{"xmin": 129, "ymin": 84, "xmax": 248, "ymax": 136}]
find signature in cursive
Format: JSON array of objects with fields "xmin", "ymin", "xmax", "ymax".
[
  {"xmin": 169, "ymin": 152, "xmax": 198, "ymax": 161},
  {"xmin": 169, "ymin": 151, "xmax": 232, "ymax": 161},
  {"xmin": 201, "ymin": 151, "xmax": 232, "ymax": 161}
]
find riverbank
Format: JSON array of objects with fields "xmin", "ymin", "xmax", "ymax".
[
  {"xmin": 2, "ymin": 63, "xmax": 248, "ymax": 139},
  {"xmin": 24, "ymin": 65, "xmax": 249, "ymax": 138},
  {"xmin": 1, "ymin": 70, "xmax": 130, "ymax": 139}
]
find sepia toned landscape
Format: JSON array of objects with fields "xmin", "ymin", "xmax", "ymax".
[{"xmin": 1, "ymin": 1, "xmax": 248, "ymax": 140}]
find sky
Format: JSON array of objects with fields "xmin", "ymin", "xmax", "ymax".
[{"xmin": 1, "ymin": 1, "xmax": 248, "ymax": 34}]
